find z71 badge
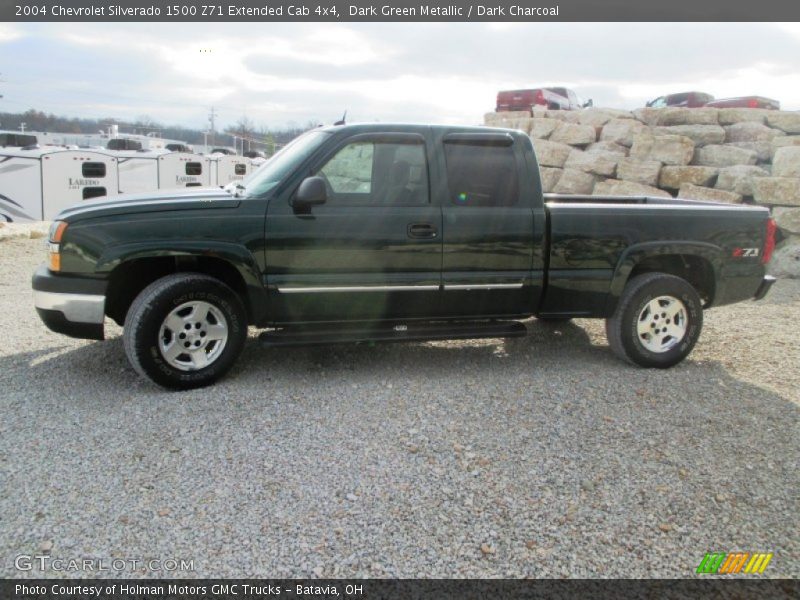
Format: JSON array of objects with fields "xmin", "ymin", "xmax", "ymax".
[{"xmin": 733, "ymin": 247, "xmax": 760, "ymax": 258}]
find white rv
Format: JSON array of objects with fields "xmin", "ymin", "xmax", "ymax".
[
  {"xmin": 0, "ymin": 131, "xmax": 40, "ymax": 148},
  {"xmin": 0, "ymin": 148, "xmax": 118, "ymax": 222},
  {"xmin": 32, "ymin": 129, "xmax": 187, "ymax": 152},
  {"xmin": 113, "ymin": 150, "xmax": 163, "ymax": 195},
  {"xmin": 156, "ymin": 153, "xmax": 211, "ymax": 190},
  {"xmin": 210, "ymin": 154, "xmax": 252, "ymax": 187}
]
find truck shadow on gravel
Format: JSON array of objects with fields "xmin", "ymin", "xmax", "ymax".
[
  {"xmin": 2, "ymin": 319, "xmax": 602, "ymax": 396},
  {"xmin": 2, "ymin": 318, "xmax": 795, "ymax": 405},
  {"xmin": 2, "ymin": 321, "xmax": 799, "ymax": 577}
]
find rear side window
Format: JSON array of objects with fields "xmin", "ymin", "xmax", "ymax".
[
  {"xmin": 670, "ymin": 93, "xmax": 690, "ymax": 105},
  {"xmin": 82, "ymin": 162, "xmax": 106, "ymax": 178},
  {"xmin": 186, "ymin": 162, "xmax": 202, "ymax": 175},
  {"xmin": 444, "ymin": 143, "xmax": 519, "ymax": 207}
]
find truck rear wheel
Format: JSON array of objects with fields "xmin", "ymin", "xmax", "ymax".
[
  {"xmin": 605, "ymin": 272, "xmax": 703, "ymax": 368},
  {"xmin": 123, "ymin": 273, "xmax": 247, "ymax": 389}
]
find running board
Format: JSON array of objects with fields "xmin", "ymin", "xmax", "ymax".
[{"xmin": 259, "ymin": 321, "xmax": 527, "ymax": 347}]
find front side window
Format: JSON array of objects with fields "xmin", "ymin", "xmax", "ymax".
[
  {"xmin": 314, "ymin": 139, "xmax": 429, "ymax": 206},
  {"xmin": 319, "ymin": 142, "xmax": 374, "ymax": 194},
  {"xmin": 444, "ymin": 142, "xmax": 519, "ymax": 207}
]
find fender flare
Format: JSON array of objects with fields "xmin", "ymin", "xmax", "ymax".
[
  {"xmin": 96, "ymin": 241, "xmax": 268, "ymax": 324},
  {"xmin": 605, "ymin": 241, "xmax": 724, "ymax": 314}
]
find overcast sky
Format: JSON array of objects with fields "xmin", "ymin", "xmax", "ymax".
[{"xmin": 1, "ymin": 22, "xmax": 799, "ymax": 132}]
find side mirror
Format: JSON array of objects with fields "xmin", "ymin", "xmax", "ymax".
[
  {"xmin": 293, "ymin": 176, "xmax": 327, "ymax": 209},
  {"xmin": 583, "ymin": 99, "xmax": 594, "ymax": 108}
]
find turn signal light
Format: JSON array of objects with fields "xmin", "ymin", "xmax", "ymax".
[
  {"xmin": 48, "ymin": 247, "xmax": 61, "ymax": 272},
  {"xmin": 49, "ymin": 221, "xmax": 68, "ymax": 243},
  {"xmin": 47, "ymin": 221, "xmax": 67, "ymax": 272}
]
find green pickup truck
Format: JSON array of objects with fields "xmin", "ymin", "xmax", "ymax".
[{"xmin": 33, "ymin": 123, "xmax": 777, "ymax": 389}]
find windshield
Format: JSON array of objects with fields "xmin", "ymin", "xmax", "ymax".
[{"xmin": 240, "ymin": 130, "xmax": 330, "ymax": 197}]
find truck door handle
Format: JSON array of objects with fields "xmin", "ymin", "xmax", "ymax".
[{"xmin": 408, "ymin": 223, "xmax": 438, "ymax": 238}]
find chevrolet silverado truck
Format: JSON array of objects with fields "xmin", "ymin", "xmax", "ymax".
[{"xmin": 33, "ymin": 123, "xmax": 777, "ymax": 389}]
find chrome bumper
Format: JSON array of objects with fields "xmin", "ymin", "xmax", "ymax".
[{"xmin": 33, "ymin": 290, "xmax": 105, "ymax": 324}]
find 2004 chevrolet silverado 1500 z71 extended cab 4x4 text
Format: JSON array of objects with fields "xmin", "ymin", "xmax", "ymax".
[{"xmin": 32, "ymin": 123, "xmax": 777, "ymax": 389}]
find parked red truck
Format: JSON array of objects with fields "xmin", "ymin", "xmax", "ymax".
[
  {"xmin": 646, "ymin": 91, "xmax": 714, "ymax": 108},
  {"xmin": 496, "ymin": 88, "xmax": 590, "ymax": 112},
  {"xmin": 645, "ymin": 91, "xmax": 780, "ymax": 110},
  {"xmin": 705, "ymin": 96, "xmax": 780, "ymax": 110}
]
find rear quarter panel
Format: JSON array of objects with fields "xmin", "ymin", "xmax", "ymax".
[{"xmin": 539, "ymin": 202, "xmax": 770, "ymax": 317}]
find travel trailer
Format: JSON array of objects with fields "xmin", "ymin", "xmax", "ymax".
[
  {"xmin": 32, "ymin": 127, "xmax": 183, "ymax": 152},
  {"xmin": 0, "ymin": 148, "xmax": 118, "ymax": 221},
  {"xmin": 114, "ymin": 150, "xmax": 163, "ymax": 195},
  {"xmin": 0, "ymin": 131, "xmax": 39, "ymax": 148},
  {"xmin": 156, "ymin": 152, "xmax": 211, "ymax": 189},
  {"xmin": 210, "ymin": 154, "xmax": 252, "ymax": 187}
]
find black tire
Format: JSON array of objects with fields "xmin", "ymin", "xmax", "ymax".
[
  {"xmin": 123, "ymin": 273, "xmax": 248, "ymax": 389},
  {"xmin": 605, "ymin": 272, "xmax": 703, "ymax": 368}
]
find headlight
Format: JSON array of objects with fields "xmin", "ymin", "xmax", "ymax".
[{"xmin": 47, "ymin": 221, "xmax": 68, "ymax": 271}]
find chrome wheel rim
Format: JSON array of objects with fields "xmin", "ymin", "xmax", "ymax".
[
  {"xmin": 158, "ymin": 301, "xmax": 228, "ymax": 371},
  {"xmin": 636, "ymin": 295, "xmax": 688, "ymax": 353}
]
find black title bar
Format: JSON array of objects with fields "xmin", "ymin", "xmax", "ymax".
[{"xmin": 3, "ymin": 0, "xmax": 800, "ymax": 21}]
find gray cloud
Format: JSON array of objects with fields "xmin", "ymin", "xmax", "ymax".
[{"xmin": 1, "ymin": 23, "xmax": 798, "ymax": 131}]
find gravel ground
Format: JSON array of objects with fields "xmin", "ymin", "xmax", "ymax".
[{"xmin": 1, "ymin": 236, "xmax": 798, "ymax": 579}]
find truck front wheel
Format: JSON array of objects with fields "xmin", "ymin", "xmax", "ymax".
[
  {"xmin": 605, "ymin": 273, "xmax": 703, "ymax": 368},
  {"xmin": 123, "ymin": 273, "xmax": 248, "ymax": 389}
]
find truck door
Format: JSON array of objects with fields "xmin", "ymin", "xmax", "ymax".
[
  {"xmin": 438, "ymin": 132, "xmax": 537, "ymax": 318},
  {"xmin": 265, "ymin": 131, "xmax": 442, "ymax": 323}
]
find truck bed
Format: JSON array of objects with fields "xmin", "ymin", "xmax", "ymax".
[{"xmin": 539, "ymin": 194, "xmax": 770, "ymax": 317}]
